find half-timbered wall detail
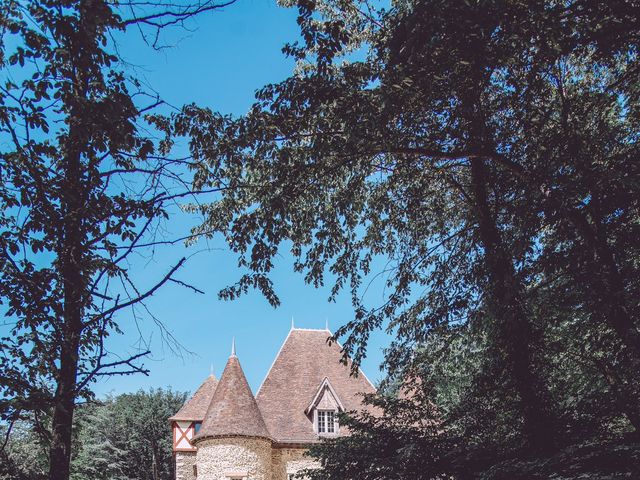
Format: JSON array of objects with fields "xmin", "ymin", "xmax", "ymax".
[{"xmin": 173, "ymin": 421, "xmax": 199, "ymax": 452}]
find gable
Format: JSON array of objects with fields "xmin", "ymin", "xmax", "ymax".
[{"xmin": 305, "ymin": 377, "xmax": 344, "ymax": 414}]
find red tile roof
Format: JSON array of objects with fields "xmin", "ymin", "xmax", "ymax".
[
  {"xmin": 193, "ymin": 354, "xmax": 271, "ymax": 441},
  {"xmin": 256, "ymin": 329, "xmax": 376, "ymax": 444},
  {"xmin": 175, "ymin": 328, "xmax": 377, "ymax": 444},
  {"xmin": 170, "ymin": 374, "xmax": 218, "ymax": 422}
]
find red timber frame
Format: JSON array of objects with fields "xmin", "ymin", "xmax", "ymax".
[{"xmin": 172, "ymin": 421, "xmax": 198, "ymax": 452}]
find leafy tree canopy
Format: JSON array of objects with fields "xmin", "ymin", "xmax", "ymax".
[
  {"xmin": 0, "ymin": 1, "xmax": 231, "ymax": 478},
  {"xmin": 158, "ymin": 0, "xmax": 640, "ymax": 476}
]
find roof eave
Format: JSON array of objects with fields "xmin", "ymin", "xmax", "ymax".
[{"xmin": 192, "ymin": 433, "xmax": 274, "ymax": 445}]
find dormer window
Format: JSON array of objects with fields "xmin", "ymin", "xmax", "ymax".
[
  {"xmin": 306, "ymin": 377, "xmax": 344, "ymax": 436},
  {"xmin": 317, "ymin": 409, "xmax": 337, "ymax": 434}
]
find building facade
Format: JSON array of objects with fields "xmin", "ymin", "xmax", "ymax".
[{"xmin": 170, "ymin": 328, "xmax": 376, "ymax": 480}]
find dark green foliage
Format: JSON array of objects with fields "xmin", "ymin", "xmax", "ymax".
[
  {"xmin": 156, "ymin": 0, "xmax": 640, "ymax": 477},
  {"xmin": 0, "ymin": 419, "xmax": 49, "ymax": 480},
  {"xmin": 71, "ymin": 389, "xmax": 186, "ymax": 480},
  {"xmin": 0, "ymin": 389, "xmax": 186, "ymax": 480}
]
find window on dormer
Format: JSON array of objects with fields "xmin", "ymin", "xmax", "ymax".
[{"xmin": 317, "ymin": 409, "xmax": 337, "ymax": 434}]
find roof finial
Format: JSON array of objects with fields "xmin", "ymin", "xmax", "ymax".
[
  {"xmin": 291, "ymin": 316, "xmax": 295, "ymax": 330},
  {"xmin": 325, "ymin": 317, "xmax": 329, "ymax": 331},
  {"xmin": 210, "ymin": 362, "xmax": 214, "ymax": 376},
  {"xmin": 231, "ymin": 337, "xmax": 236, "ymax": 357}
]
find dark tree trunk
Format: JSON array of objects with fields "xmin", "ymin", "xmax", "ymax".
[
  {"xmin": 460, "ymin": 76, "xmax": 554, "ymax": 450},
  {"xmin": 48, "ymin": 325, "xmax": 82, "ymax": 480},
  {"xmin": 583, "ymin": 212, "xmax": 640, "ymax": 358},
  {"xmin": 558, "ymin": 167, "xmax": 640, "ymax": 361},
  {"xmin": 49, "ymin": 122, "xmax": 85, "ymax": 480},
  {"xmin": 470, "ymin": 156, "xmax": 554, "ymax": 453},
  {"xmin": 555, "ymin": 83, "xmax": 640, "ymax": 429},
  {"xmin": 49, "ymin": 3, "xmax": 91, "ymax": 476}
]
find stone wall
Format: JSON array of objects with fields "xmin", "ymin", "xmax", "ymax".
[
  {"xmin": 175, "ymin": 451, "xmax": 197, "ymax": 480},
  {"xmin": 271, "ymin": 447, "xmax": 320, "ymax": 479},
  {"xmin": 195, "ymin": 437, "xmax": 272, "ymax": 480}
]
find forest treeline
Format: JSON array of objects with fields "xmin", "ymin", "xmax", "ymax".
[{"xmin": 0, "ymin": 389, "xmax": 184, "ymax": 480}]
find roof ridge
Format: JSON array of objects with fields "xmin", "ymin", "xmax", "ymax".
[{"xmin": 291, "ymin": 327, "xmax": 331, "ymax": 332}]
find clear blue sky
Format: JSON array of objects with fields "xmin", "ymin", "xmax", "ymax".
[{"xmin": 93, "ymin": 0, "xmax": 391, "ymax": 399}]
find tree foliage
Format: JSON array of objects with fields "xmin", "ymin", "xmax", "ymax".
[
  {"xmin": 1, "ymin": 389, "xmax": 185, "ymax": 480},
  {"xmin": 158, "ymin": 0, "xmax": 640, "ymax": 476},
  {"xmin": 71, "ymin": 389, "xmax": 186, "ymax": 480},
  {"xmin": 0, "ymin": 1, "xmax": 231, "ymax": 479},
  {"xmin": 0, "ymin": 418, "xmax": 48, "ymax": 480}
]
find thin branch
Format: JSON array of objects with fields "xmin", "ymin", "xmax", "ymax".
[
  {"xmin": 168, "ymin": 277, "xmax": 205, "ymax": 294},
  {"xmin": 121, "ymin": 0, "xmax": 236, "ymax": 26},
  {"xmin": 84, "ymin": 257, "xmax": 187, "ymax": 328},
  {"xmin": 76, "ymin": 350, "xmax": 151, "ymax": 392}
]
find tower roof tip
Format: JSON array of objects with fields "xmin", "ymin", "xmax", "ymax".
[{"xmin": 231, "ymin": 337, "xmax": 236, "ymax": 357}]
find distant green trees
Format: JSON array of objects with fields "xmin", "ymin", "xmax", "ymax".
[
  {"xmin": 0, "ymin": 419, "xmax": 48, "ymax": 480},
  {"xmin": 0, "ymin": 389, "xmax": 186, "ymax": 480},
  {"xmin": 159, "ymin": 0, "xmax": 640, "ymax": 477}
]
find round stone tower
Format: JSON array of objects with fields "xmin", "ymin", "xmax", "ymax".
[{"xmin": 191, "ymin": 341, "xmax": 272, "ymax": 480}]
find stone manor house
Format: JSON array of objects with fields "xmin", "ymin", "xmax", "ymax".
[{"xmin": 170, "ymin": 327, "xmax": 376, "ymax": 480}]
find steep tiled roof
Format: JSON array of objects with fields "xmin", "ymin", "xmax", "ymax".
[
  {"xmin": 193, "ymin": 354, "xmax": 271, "ymax": 441},
  {"xmin": 170, "ymin": 374, "xmax": 218, "ymax": 422},
  {"xmin": 256, "ymin": 328, "xmax": 376, "ymax": 444}
]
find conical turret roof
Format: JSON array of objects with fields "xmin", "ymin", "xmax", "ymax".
[
  {"xmin": 170, "ymin": 373, "xmax": 219, "ymax": 422},
  {"xmin": 193, "ymin": 353, "xmax": 271, "ymax": 441}
]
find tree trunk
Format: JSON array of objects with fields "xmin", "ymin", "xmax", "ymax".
[
  {"xmin": 555, "ymin": 82, "xmax": 640, "ymax": 429},
  {"xmin": 48, "ymin": 324, "xmax": 82, "ymax": 480},
  {"xmin": 459, "ymin": 76, "xmax": 555, "ymax": 450},
  {"xmin": 49, "ymin": 117, "xmax": 85, "ymax": 480},
  {"xmin": 558, "ymin": 172, "xmax": 640, "ymax": 361},
  {"xmin": 469, "ymin": 156, "xmax": 554, "ymax": 452},
  {"xmin": 49, "ymin": 3, "xmax": 91, "ymax": 475},
  {"xmin": 582, "ymin": 211, "xmax": 640, "ymax": 358}
]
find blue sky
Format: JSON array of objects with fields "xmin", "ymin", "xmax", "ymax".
[{"xmin": 93, "ymin": 0, "xmax": 391, "ymax": 398}]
